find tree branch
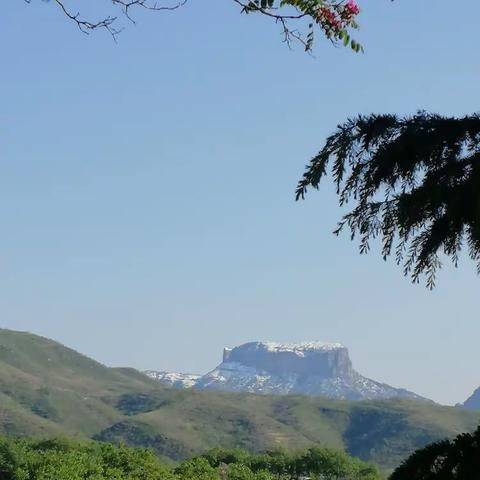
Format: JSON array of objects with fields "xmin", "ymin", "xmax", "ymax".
[
  {"xmin": 232, "ymin": 0, "xmax": 362, "ymax": 52},
  {"xmin": 25, "ymin": 0, "xmax": 362, "ymax": 51},
  {"xmin": 25, "ymin": 0, "xmax": 188, "ymax": 39}
]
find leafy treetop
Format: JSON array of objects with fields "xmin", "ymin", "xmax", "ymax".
[{"xmin": 0, "ymin": 437, "xmax": 382, "ymax": 480}]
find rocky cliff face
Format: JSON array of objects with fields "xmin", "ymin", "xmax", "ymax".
[
  {"xmin": 146, "ymin": 341, "xmax": 427, "ymax": 401},
  {"xmin": 221, "ymin": 342, "xmax": 354, "ymax": 379}
]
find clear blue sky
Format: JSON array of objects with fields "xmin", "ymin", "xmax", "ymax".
[{"xmin": 1, "ymin": 0, "xmax": 479, "ymax": 405}]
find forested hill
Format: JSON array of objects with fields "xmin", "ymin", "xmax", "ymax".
[{"xmin": 0, "ymin": 328, "xmax": 479, "ymax": 471}]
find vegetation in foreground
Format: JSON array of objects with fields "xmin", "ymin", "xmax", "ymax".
[
  {"xmin": 3, "ymin": 427, "xmax": 480, "ymax": 479},
  {"xmin": 0, "ymin": 437, "xmax": 381, "ymax": 480}
]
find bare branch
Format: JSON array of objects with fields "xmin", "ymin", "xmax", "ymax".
[
  {"xmin": 25, "ymin": 0, "xmax": 188, "ymax": 39},
  {"xmin": 233, "ymin": 0, "xmax": 311, "ymax": 50}
]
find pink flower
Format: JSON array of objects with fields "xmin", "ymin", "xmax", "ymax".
[
  {"xmin": 318, "ymin": 7, "xmax": 341, "ymax": 29},
  {"xmin": 345, "ymin": 0, "xmax": 360, "ymax": 15}
]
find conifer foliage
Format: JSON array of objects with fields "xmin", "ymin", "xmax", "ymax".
[{"xmin": 296, "ymin": 112, "xmax": 480, "ymax": 288}]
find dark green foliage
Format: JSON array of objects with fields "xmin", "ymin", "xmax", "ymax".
[
  {"xmin": 296, "ymin": 112, "xmax": 480, "ymax": 288},
  {"xmin": 201, "ymin": 447, "xmax": 251, "ymax": 467},
  {"xmin": 344, "ymin": 405, "xmax": 435, "ymax": 471},
  {"xmin": 390, "ymin": 426, "xmax": 480, "ymax": 479},
  {"xmin": 94, "ymin": 421, "xmax": 194, "ymax": 461},
  {"xmin": 30, "ymin": 388, "xmax": 58, "ymax": 421},
  {"xmin": 116, "ymin": 393, "xmax": 173, "ymax": 416},
  {"xmin": 175, "ymin": 457, "xmax": 219, "ymax": 480}
]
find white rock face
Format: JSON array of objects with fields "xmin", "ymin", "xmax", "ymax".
[{"xmin": 146, "ymin": 341, "xmax": 426, "ymax": 401}]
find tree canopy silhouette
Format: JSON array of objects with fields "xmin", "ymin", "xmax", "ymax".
[
  {"xmin": 390, "ymin": 426, "xmax": 480, "ymax": 479},
  {"xmin": 296, "ymin": 112, "xmax": 480, "ymax": 288}
]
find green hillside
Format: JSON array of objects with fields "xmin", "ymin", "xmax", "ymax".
[
  {"xmin": 94, "ymin": 390, "xmax": 480, "ymax": 471},
  {"xmin": 0, "ymin": 328, "xmax": 479, "ymax": 472},
  {"xmin": 0, "ymin": 328, "xmax": 157, "ymax": 437}
]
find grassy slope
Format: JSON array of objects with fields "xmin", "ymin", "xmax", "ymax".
[
  {"xmin": 0, "ymin": 328, "xmax": 157, "ymax": 436},
  {"xmin": 1, "ymin": 328, "xmax": 479, "ymax": 471}
]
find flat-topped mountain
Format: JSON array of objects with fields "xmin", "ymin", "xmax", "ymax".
[
  {"xmin": 147, "ymin": 341, "xmax": 427, "ymax": 401},
  {"xmin": 221, "ymin": 342, "xmax": 351, "ymax": 377}
]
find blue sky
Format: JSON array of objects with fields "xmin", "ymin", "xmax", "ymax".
[{"xmin": 1, "ymin": 0, "xmax": 479, "ymax": 405}]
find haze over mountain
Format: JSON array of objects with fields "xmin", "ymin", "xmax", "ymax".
[
  {"xmin": 1, "ymin": 328, "xmax": 479, "ymax": 472},
  {"xmin": 146, "ymin": 341, "xmax": 427, "ymax": 401}
]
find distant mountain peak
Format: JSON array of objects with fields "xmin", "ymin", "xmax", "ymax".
[
  {"xmin": 463, "ymin": 387, "xmax": 480, "ymax": 410},
  {"xmin": 147, "ymin": 340, "xmax": 428, "ymax": 402}
]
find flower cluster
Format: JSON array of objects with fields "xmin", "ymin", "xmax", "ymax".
[
  {"xmin": 314, "ymin": 1, "xmax": 360, "ymax": 38},
  {"xmin": 317, "ymin": 6, "xmax": 341, "ymax": 29},
  {"xmin": 241, "ymin": 0, "xmax": 363, "ymax": 53},
  {"xmin": 341, "ymin": 0, "xmax": 360, "ymax": 19}
]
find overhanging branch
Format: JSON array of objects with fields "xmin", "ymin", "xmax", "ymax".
[{"xmin": 25, "ymin": 0, "xmax": 188, "ymax": 39}]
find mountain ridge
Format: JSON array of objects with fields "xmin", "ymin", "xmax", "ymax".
[
  {"xmin": 1, "ymin": 328, "xmax": 479, "ymax": 472},
  {"xmin": 147, "ymin": 341, "xmax": 427, "ymax": 402}
]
